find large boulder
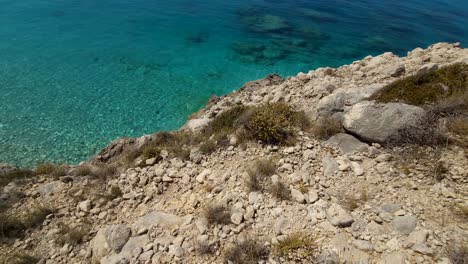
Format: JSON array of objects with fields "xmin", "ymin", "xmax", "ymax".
[
  {"xmin": 313, "ymin": 84, "xmax": 385, "ymax": 119},
  {"xmin": 343, "ymin": 101, "xmax": 425, "ymax": 143}
]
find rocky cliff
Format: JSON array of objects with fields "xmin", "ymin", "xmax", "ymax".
[{"xmin": 1, "ymin": 42, "xmax": 467, "ymax": 264}]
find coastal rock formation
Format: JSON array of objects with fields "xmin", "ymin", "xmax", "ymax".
[
  {"xmin": 1, "ymin": 42, "xmax": 467, "ymax": 264},
  {"xmin": 342, "ymin": 101, "xmax": 426, "ymax": 143}
]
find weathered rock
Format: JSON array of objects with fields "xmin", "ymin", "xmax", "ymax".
[
  {"xmin": 37, "ymin": 181, "xmax": 66, "ymax": 197},
  {"xmin": 343, "ymin": 101, "xmax": 425, "ymax": 143},
  {"xmin": 327, "ymin": 203, "xmax": 354, "ymax": 227},
  {"xmin": 325, "ymin": 133, "xmax": 368, "ymax": 153},
  {"xmin": 392, "ymin": 215, "xmax": 417, "ymax": 235},
  {"xmin": 0, "ymin": 163, "xmax": 17, "ymax": 175},
  {"xmin": 291, "ymin": 188, "xmax": 306, "ymax": 203},
  {"xmin": 182, "ymin": 118, "xmax": 211, "ymax": 132},
  {"xmin": 133, "ymin": 211, "xmax": 183, "ymax": 231},
  {"xmin": 377, "ymin": 251, "xmax": 406, "ymax": 264},
  {"xmin": 404, "ymin": 230, "xmax": 429, "ymax": 248},
  {"xmin": 322, "ymin": 157, "xmax": 339, "ymax": 177},
  {"xmin": 78, "ymin": 200, "xmax": 92, "ymax": 212},
  {"xmin": 91, "ymin": 225, "xmax": 132, "ymax": 263}
]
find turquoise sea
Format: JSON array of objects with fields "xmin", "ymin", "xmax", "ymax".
[{"xmin": 0, "ymin": 0, "xmax": 467, "ymax": 167}]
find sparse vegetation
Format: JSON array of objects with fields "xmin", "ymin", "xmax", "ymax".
[
  {"xmin": 446, "ymin": 243, "xmax": 468, "ymax": 264},
  {"xmin": 273, "ymin": 233, "xmax": 316, "ymax": 260},
  {"xmin": 106, "ymin": 185, "xmax": 123, "ymax": 200},
  {"xmin": 55, "ymin": 222, "xmax": 91, "ymax": 246},
  {"xmin": 391, "ymin": 111, "xmax": 447, "ymax": 146},
  {"xmin": 341, "ymin": 189, "xmax": 369, "ymax": 211},
  {"xmin": 269, "ymin": 181, "xmax": 290, "ymax": 200},
  {"xmin": 374, "ymin": 63, "xmax": 468, "ymax": 106},
  {"xmin": 204, "ymin": 204, "xmax": 231, "ymax": 225},
  {"xmin": 197, "ymin": 241, "xmax": 217, "ymax": 255},
  {"xmin": 74, "ymin": 165, "xmax": 92, "ymax": 176},
  {"xmin": 245, "ymin": 158, "xmax": 276, "ymax": 192},
  {"xmin": 199, "ymin": 140, "xmax": 217, "ymax": 155},
  {"xmin": 311, "ymin": 117, "xmax": 343, "ymax": 140},
  {"xmin": 448, "ymin": 117, "xmax": 468, "ymax": 136},
  {"xmin": 203, "ymin": 105, "xmax": 250, "ymax": 136},
  {"xmin": 0, "ymin": 205, "xmax": 53, "ymax": 239},
  {"xmin": 224, "ymin": 238, "xmax": 269, "ymax": 264},
  {"xmin": 246, "ymin": 103, "xmax": 303, "ymax": 144},
  {"xmin": 0, "ymin": 252, "xmax": 40, "ymax": 264},
  {"xmin": 0, "ymin": 169, "xmax": 34, "ymax": 187}
]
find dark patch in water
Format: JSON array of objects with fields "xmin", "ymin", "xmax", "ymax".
[
  {"xmin": 50, "ymin": 10, "xmax": 65, "ymax": 18},
  {"xmin": 185, "ymin": 31, "xmax": 209, "ymax": 44}
]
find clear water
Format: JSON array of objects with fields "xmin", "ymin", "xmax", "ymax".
[{"xmin": 0, "ymin": 0, "xmax": 467, "ymax": 167}]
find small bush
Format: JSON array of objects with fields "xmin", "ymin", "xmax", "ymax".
[
  {"xmin": 21, "ymin": 205, "xmax": 54, "ymax": 229},
  {"xmin": 224, "ymin": 238, "xmax": 269, "ymax": 264},
  {"xmin": 55, "ymin": 222, "xmax": 91, "ymax": 246},
  {"xmin": 0, "ymin": 205, "xmax": 53, "ymax": 239},
  {"xmin": 448, "ymin": 117, "xmax": 468, "ymax": 136},
  {"xmin": 269, "ymin": 181, "xmax": 290, "ymax": 200},
  {"xmin": 374, "ymin": 63, "xmax": 468, "ymax": 105},
  {"xmin": 74, "ymin": 165, "xmax": 92, "ymax": 176},
  {"xmin": 203, "ymin": 105, "xmax": 250, "ymax": 136},
  {"xmin": 35, "ymin": 163, "xmax": 57, "ymax": 175},
  {"xmin": 142, "ymin": 144, "xmax": 162, "ymax": 160},
  {"xmin": 197, "ymin": 241, "xmax": 217, "ymax": 255},
  {"xmin": 273, "ymin": 233, "xmax": 316, "ymax": 260},
  {"xmin": 0, "ymin": 252, "xmax": 40, "ymax": 264},
  {"xmin": 199, "ymin": 140, "xmax": 217, "ymax": 155},
  {"xmin": 204, "ymin": 204, "xmax": 231, "ymax": 225},
  {"xmin": 246, "ymin": 103, "xmax": 301, "ymax": 144},
  {"xmin": 107, "ymin": 186, "xmax": 123, "ymax": 200},
  {"xmin": 446, "ymin": 243, "xmax": 468, "ymax": 264},
  {"xmin": 0, "ymin": 169, "xmax": 34, "ymax": 187},
  {"xmin": 245, "ymin": 159, "xmax": 276, "ymax": 192},
  {"xmin": 92, "ymin": 164, "xmax": 117, "ymax": 179},
  {"xmin": 341, "ymin": 189, "xmax": 369, "ymax": 212},
  {"xmin": 311, "ymin": 118, "xmax": 343, "ymax": 140}
]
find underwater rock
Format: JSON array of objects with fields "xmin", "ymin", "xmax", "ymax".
[
  {"xmin": 185, "ymin": 31, "xmax": 209, "ymax": 44},
  {"xmin": 297, "ymin": 8, "xmax": 338, "ymax": 23},
  {"xmin": 241, "ymin": 14, "xmax": 291, "ymax": 33},
  {"xmin": 231, "ymin": 42, "xmax": 266, "ymax": 55}
]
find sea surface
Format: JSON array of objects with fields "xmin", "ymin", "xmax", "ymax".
[{"xmin": 0, "ymin": 0, "xmax": 467, "ymax": 167}]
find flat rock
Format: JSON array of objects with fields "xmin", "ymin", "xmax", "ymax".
[
  {"xmin": 133, "ymin": 211, "xmax": 183, "ymax": 232},
  {"xmin": 392, "ymin": 215, "xmax": 417, "ymax": 235},
  {"xmin": 322, "ymin": 157, "xmax": 339, "ymax": 177},
  {"xmin": 37, "ymin": 181, "xmax": 66, "ymax": 197},
  {"xmin": 325, "ymin": 133, "xmax": 368, "ymax": 153}
]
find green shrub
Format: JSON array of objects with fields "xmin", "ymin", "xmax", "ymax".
[
  {"xmin": 273, "ymin": 233, "xmax": 316, "ymax": 260},
  {"xmin": 204, "ymin": 204, "xmax": 231, "ymax": 225},
  {"xmin": 142, "ymin": 144, "xmax": 161, "ymax": 160},
  {"xmin": 224, "ymin": 238, "xmax": 269, "ymax": 264},
  {"xmin": 374, "ymin": 63, "xmax": 468, "ymax": 106},
  {"xmin": 246, "ymin": 103, "xmax": 300, "ymax": 144},
  {"xmin": 203, "ymin": 105, "xmax": 250, "ymax": 135}
]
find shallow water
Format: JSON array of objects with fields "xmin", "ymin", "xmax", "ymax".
[{"xmin": 0, "ymin": 0, "xmax": 467, "ymax": 167}]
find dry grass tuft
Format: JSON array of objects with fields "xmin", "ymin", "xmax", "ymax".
[
  {"xmin": 311, "ymin": 117, "xmax": 343, "ymax": 140},
  {"xmin": 269, "ymin": 181, "xmax": 290, "ymax": 201},
  {"xmin": 0, "ymin": 169, "xmax": 34, "ymax": 187},
  {"xmin": 204, "ymin": 204, "xmax": 231, "ymax": 225},
  {"xmin": 273, "ymin": 233, "xmax": 317, "ymax": 260},
  {"xmin": 446, "ymin": 243, "xmax": 468, "ymax": 264},
  {"xmin": 224, "ymin": 238, "xmax": 269, "ymax": 264},
  {"xmin": 245, "ymin": 159, "xmax": 276, "ymax": 192},
  {"xmin": 55, "ymin": 222, "xmax": 91, "ymax": 246},
  {"xmin": 197, "ymin": 241, "xmax": 217, "ymax": 255}
]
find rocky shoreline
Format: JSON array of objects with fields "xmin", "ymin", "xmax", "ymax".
[{"xmin": 1, "ymin": 42, "xmax": 467, "ymax": 264}]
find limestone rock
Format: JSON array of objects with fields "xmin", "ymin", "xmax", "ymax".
[
  {"xmin": 325, "ymin": 133, "xmax": 368, "ymax": 154},
  {"xmin": 343, "ymin": 101, "xmax": 425, "ymax": 143},
  {"xmin": 327, "ymin": 203, "xmax": 354, "ymax": 227},
  {"xmin": 392, "ymin": 215, "xmax": 417, "ymax": 235}
]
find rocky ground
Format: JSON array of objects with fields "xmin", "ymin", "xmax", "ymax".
[{"xmin": 1, "ymin": 42, "xmax": 467, "ymax": 264}]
